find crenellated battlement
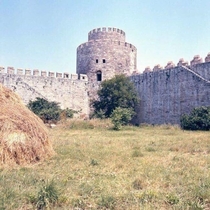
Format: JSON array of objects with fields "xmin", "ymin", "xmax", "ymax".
[
  {"xmin": 88, "ymin": 27, "xmax": 126, "ymax": 42},
  {"xmin": 142, "ymin": 53, "xmax": 210, "ymax": 73},
  {"xmin": 77, "ymin": 40, "xmax": 136, "ymax": 52},
  {"xmin": 88, "ymin": 27, "xmax": 125, "ymax": 36},
  {"xmin": 0, "ymin": 67, "xmax": 88, "ymax": 81}
]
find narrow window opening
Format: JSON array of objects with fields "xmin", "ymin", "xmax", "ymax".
[
  {"xmin": 96, "ymin": 59, "xmax": 98, "ymax": 63},
  {"xmin": 96, "ymin": 71, "xmax": 102, "ymax": 81},
  {"xmin": 103, "ymin": 59, "xmax": 106, "ymax": 63}
]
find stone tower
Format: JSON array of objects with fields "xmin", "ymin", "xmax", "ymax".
[{"xmin": 76, "ymin": 27, "xmax": 137, "ymax": 82}]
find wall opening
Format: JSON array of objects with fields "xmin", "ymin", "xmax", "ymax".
[
  {"xmin": 103, "ymin": 59, "xmax": 106, "ymax": 63},
  {"xmin": 96, "ymin": 70, "xmax": 102, "ymax": 81},
  {"xmin": 96, "ymin": 59, "xmax": 98, "ymax": 63}
]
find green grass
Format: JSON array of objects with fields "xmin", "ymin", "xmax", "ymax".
[{"xmin": 0, "ymin": 120, "xmax": 210, "ymax": 209}]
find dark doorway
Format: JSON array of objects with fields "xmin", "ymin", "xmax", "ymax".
[{"xmin": 96, "ymin": 70, "xmax": 102, "ymax": 81}]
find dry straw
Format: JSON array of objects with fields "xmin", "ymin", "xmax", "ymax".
[{"xmin": 0, "ymin": 84, "xmax": 54, "ymax": 166}]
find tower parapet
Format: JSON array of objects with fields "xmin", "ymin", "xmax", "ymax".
[{"xmin": 88, "ymin": 27, "xmax": 126, "ymax": 42}]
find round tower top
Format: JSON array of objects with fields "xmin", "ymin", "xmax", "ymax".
[{"xmin": 88, "ymin": 27, "xmax": 126, "ymax": 42}]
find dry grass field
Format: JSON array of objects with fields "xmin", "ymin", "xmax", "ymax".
[{"xmin": 0, "ymin": 119, "xmax": 210, "ymax": 209}]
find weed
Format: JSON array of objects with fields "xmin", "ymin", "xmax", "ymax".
[
  {"xmin": 78, "ymin": 182, "xmax": 93, "ymax": 196},
  {"xmin": 139, "ymin": 191, "xmax": 157, "ymax": 204},
  {"xmin": 33, "ymin": 180, "xmax": 59, "ymax": 209},
  {"xmin": 132, "ymin": 150, "xmax": 144, "ymax": 158},
  {"xmin": 97, "ymin": 195, "xmax": 116, "ymax": 209},
  {"xmin": 132, "ymin": 178, "xmax": 144, "ymax": 190},
  {"xmin": 68, "ymin": 120, "xmax": 94, "ymax": 129},
  {"xmin": 72, "ymin": 198, "xmax": 86, "ymax": 209},
  {"xmin": 0, "ymin": 187, "xmax": 17, "ymax": 210},
  {"xmin": 192, "ymin": 179, "xmax": 210, "ymax": 205},
  {"xmin": 90, "ymin": 159, "xmax": 99, "ymax": 166},
  {"xmin": 145, "ymin": 146, "xmax": 156, "ymax": 152},
  {"xmin": 166, "ymin": 193, "xmax": 179, "ymax": 205}
]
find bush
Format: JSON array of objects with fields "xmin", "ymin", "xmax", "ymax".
[
  {"xmin": 28, "ymin": 98, "xmax": 77, "ymax": 123},
  {"xmin": 28, "ymin": 98, "xmax": 60, "ymax": 115},
  {"xmin": 110, "ymin": 107, "xmax": 135, "ymax": 130},
  {"xmin": 180, "ymin": 106, "xmax": 210, "ymax": 130},
  {"xmin": 39, "ymin": 108, "xmax": 61, "ymax": 123},
  {"xmin": 63, "ymin": 108, "xmax": 77, "ymax": 118}
]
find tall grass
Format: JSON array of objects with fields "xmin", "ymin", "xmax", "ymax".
[{"xmin": 0, "ymin": 119, "xmax": 210, "ymax": 209}]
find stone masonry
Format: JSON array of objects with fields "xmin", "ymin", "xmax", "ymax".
[
  {"xmin": 0, "ymin": 68, "xmax": 89, "ymax": 118},
  {"xmin": 77, "ymin": 27, "xmax": 137, "ymax": 82},
  {"xmin": 131, "ymin": 63, "xmax": 210, "ymax": 124},
  {"xmin": 0, "ymin": 27, "xmax": 210, "ymax": 124}
]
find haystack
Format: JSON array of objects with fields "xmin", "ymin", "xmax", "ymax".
[{"xmin": 0, "ymin": 84, "xmax": 54, "ymax": 166}]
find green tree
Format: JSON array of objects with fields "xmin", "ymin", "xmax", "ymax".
[
  {"xmin": 93, "ymin": 74, "xmax": 139, "ymax": 118},
  {"xmin": 180, "ymin": 106, "xmax": 210, "ymax": 130}
]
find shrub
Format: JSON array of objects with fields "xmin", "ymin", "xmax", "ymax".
[
  {"xmin": 110, "ymin": 107, "xmax": 135, "ymax": 130},
  {"xmin": 63, "ymin": 108, "xmax": 77, "ymax": 118},
  {"xmin": 39, "ymin": 108, "xmax": 61, "ymax": 123},
  {"xmin": 28, "ymin": 97, "xmax": 76, "ymax": 123},
  {"xmin": 28, "ymin": 98, "xmax": 60, "ymax": 115},
  {"xmin": 180, "ymin": 106, "xmax": 210, "ymax": 130}
]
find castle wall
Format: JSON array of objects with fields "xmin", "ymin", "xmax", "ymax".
[
  {"xmin": 1, "ymin": 27, "xmax": 210, "ymax": 125},
  {"xmin": 131, "ymin": 62, "xmax": 210, "ymax": 125},
  {"xmin": 77, "ymin": 27, "xmax": 137, "ymax": 82},
  {"xmin": 0, "ymin": 68, "xmax": 89, "ymax": 117},
  {"xmin": 191, "ymin": 62, "xmax": 210, "ymax": 81}
]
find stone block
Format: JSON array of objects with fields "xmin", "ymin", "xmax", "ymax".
[
  {"xmin": 7, "ymin": 67, "xmax": 15, "ymax": 74},
  {"xmin": 17, "ymin": 68, "xmax": 23, "ymax": 75}
]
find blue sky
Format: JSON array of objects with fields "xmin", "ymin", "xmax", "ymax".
[{"xmin": 0, "ymin": 0, "xmax": 210, "ymax": 74}]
